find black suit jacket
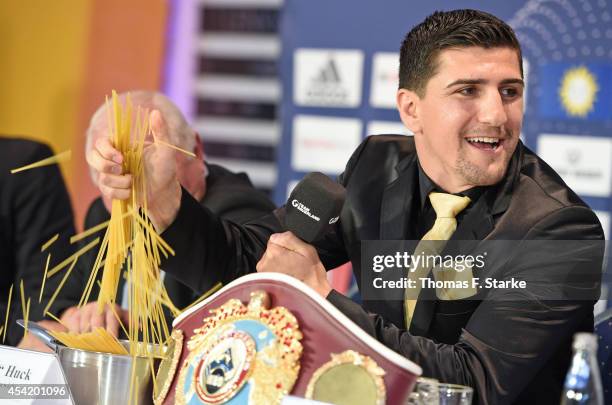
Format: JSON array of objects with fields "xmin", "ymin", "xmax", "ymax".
[
  {"xmin": 47, "ymin": 163, "xmax": 276, "ymax": 316},
  {"xmin": 0, "ymin": 137, "xmax": 75, "ymax": 346},
  {"xmin": 160, "ymin": 136, "xmax": 604, "ymax": 405}
]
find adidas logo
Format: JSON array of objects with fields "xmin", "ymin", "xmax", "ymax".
[
  {"xmin": 313, "ymin": 58, "xmax": 341, "ymax": 83},
  {"xmin": 305, "ymin": 56, "xmax": 349, "ymax": 104}
]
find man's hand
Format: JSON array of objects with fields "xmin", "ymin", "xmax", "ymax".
[
  {"xmin": 60, "ymin": 302, "xmax": 130, "ymax": 337},
  {"xmin": 17, "ymin": 320, "xmax": 67, "ymax": 353},
  {"xmin": 256, "ymin": 232, "xmax": 332, "ymax": 297},
  {"xmin": 144, "ymin": 110, "xmax": 182, "ymax": 231},
  {"xmin": 85, "ymin": 109, "xmax": 182, "ymax": 232}
]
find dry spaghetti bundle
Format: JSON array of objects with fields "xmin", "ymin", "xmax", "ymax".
[
  {"xmin": 7, "ymin": 94, "xmax": 187, "ymax": 382},
  {"xmin": 49, "ymin": 327, "xmax": 129, "ymax": 355},
  {"xmin": 78, "ymin": 90, "xmax": 178, "ymax": 358}
]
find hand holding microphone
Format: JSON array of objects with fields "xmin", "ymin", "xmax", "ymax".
[
  {"xmin": 256, "ymin": 172, "xmax": 346, "ymax": 297},
  {"xmin": 284, "ymin": 172, "xmax": 346, "ymax": 242}
]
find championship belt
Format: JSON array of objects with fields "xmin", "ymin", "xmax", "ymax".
[{"xmin": 155, "ymin": 273, "xmax": 421, "ymax": 405}]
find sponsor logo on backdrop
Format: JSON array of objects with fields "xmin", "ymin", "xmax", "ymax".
[
  {"xmin": 370, "ymin": 52, "xmax": 399, "ymax": 109},
  {"xmin": 366, "ymin": 121, "xmax": 412, "ymax": 136},
  {"xmin": 291, "ymin": 115, "xmax": 362, "ymax": 174},
  {"xmin": 539, "ymin": 63, "xmax": 612, "ymax": 120},
  {"xmin": 294, "ymin": 49, "xmax": 364, "ymax": 107},
  {"xmin": 537, "ymin": 134, "xmax": 612, "ymax": 197}
]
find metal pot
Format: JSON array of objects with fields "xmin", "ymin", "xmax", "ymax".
[
  {"xmin": 56, "ymin": 341, "xmax": 162, "ymax": 405},
  {"xmin": 20, "ymin": 320, "xmax": 163, "ymax": 405}
]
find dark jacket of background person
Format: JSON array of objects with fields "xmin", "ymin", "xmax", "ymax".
[
  {"xmin": 46, "ymin": 163, "xmax": 276, "ymax": 317},
  {"xmin": 158, "ymin": 135, "xmax": 604, "ymax": 405},
  {"xmin": 0, "ymin": 137, "xmax": 75, "ymax": 346}
]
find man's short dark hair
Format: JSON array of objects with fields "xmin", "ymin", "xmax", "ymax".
[{"xmin": 399, "ymin": 9, "xmax": 523, "ymax": 96}]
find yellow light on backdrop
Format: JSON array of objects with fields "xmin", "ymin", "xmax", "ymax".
[
  {"xmin": 0, "ymin": 0, "xmax": 92, "ymax": 187},
  {"xmin": 0, "ymin": 1, "xmax": 168, "ymax": 229}
]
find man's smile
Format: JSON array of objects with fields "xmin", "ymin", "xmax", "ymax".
[{"xmin": 465, "ymin": 136, "xmax": 504, "ymax": 151}]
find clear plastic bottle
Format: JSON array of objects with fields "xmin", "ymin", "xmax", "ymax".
[{"xmin": 560, "ymin": 333, "xmax": 603, "ymax": 405}]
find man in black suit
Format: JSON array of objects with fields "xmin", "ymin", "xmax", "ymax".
[
  {"xmin": 0, "ymin": 137, "xmax": 75, "ymax": 347},
  {"xmin": 46, "ymin": 91, "xmax": 276, "ymax": 337},
  {"xmin": 87, "ymin": 11, "xmax": 604, "ymax": 405}
]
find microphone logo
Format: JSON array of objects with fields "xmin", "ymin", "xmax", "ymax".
[
  {"xmin": 291, "ymin": 199, "xmax": 321, "ymax": 222},
  {"xmin": 328, "ymin": 216, "xmax": 339, "ymax": 224}
]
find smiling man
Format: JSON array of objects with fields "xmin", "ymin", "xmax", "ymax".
[
  {"xmin": 399, "ymin": 46, "xmax": 523, "ymax": 192},
  {"xmin": 86, "ymin": 10, "xmax": 604, "ymax": 405}
]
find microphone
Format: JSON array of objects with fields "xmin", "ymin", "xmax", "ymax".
[{"xmin": 284, "ymin": 172, "xmax": 346, "ymax": 243}]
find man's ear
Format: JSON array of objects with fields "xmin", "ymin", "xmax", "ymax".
[
  {"xmin": 397, "ymin": 88, "xmax": 422, "ymax": 134},
  {"xmin": 194, "ymin": 132, "xmax": 205, "ymax": 159}
]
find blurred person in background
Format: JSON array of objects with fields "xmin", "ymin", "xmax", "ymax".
[{"xmin": 0, "ymin": 137, "xmax": 75, "ymax": 348}]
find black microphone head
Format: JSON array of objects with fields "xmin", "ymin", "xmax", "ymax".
[{"xmin": 284, "ymin": 172, "xmax": 346, "ymax": 243}]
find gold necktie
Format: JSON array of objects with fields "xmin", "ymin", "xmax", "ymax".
[{"xmin": 404, "ymin": 192, "xmax": 471, "ymax": 329}]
